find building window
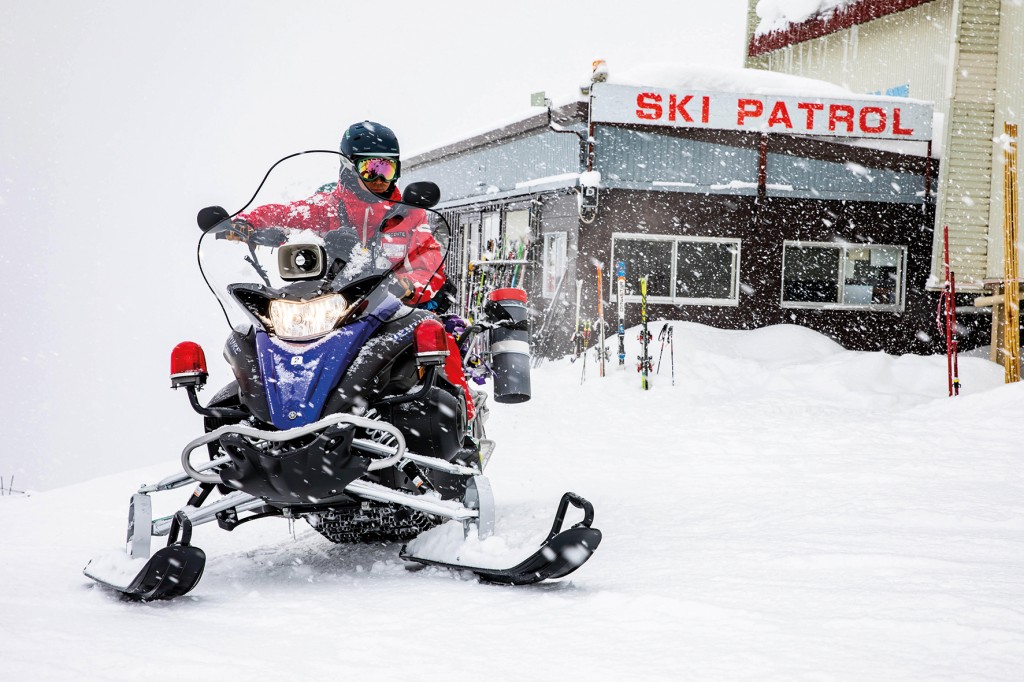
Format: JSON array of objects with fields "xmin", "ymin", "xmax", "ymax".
[
  {"xmin": 781, "ymin": 242, "xmax": 906, "ymax": 310},
  {"xmin": 468, "ymin": 214, "xmax": 481, "ymax": 262},
  {"xmin": 611, "ymin": 233, "xmax": 741, "ymax": 305},
  {"xmin": 481, "ymin": 212, "xmax": 500, "ymax": 259},
  {"xmin": 542, "ymin": 232, "xmax": 567, "ymax": 298},
  {"xmin": 505, "ymin": 210, "xmax": 531, "ymax": 253}
]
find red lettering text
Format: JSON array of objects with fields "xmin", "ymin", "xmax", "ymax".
[
  {"xmin": 892, "ymin": 108, "xmax": 914, "ymax": 136},
  {"xmin": 797, "ymin": 102, "xmax": 824, "ymax": 130},
  {"xmin": 636, "ymin": 92, "xmax": 662, "ymax": 120},
  {"xmin": 829, "ymin": 104, "xmax": 855, "ymax": 133},
  {"xmin": 737, "ymin": 99, "xmax": 764, "ymax": 126},
  {"xmin": 859, "ymin": 106, "xmax": 887, "ymax": 134},
  {"xmin": 669, "ymin": 94, "xmax": 694, "ymax": 122},
  {"xmin": 702, "ymin": 96, "xmax": 710, "ymax": 124},
  {"xmin": 767, "ymin": 101, "xmax": 793, "ymax": 129}
]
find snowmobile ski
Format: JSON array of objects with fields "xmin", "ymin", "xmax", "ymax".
[
  {"xmin": 84, "ymin": 513, "xmax": 206, "ymax": 601},
  {"xmin": 399, "ymin": 492, "xmax": 602, "ymax": 585}
]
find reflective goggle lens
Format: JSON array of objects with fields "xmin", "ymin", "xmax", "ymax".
[{"xmin": 356, "ymin": 157, "xmax": 398, "ymax": 182}]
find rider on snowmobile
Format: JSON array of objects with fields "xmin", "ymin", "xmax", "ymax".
[
  {"xmin": 235, "ymin": 121, "xmax": 475, "ymax": 419},
  {"xmin": 237, "ymin": 121, "xmax": 445, "ymax": 307}
]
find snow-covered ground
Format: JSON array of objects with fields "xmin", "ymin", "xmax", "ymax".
[{"xmin": 3, "ymin": 323, "xmax": 1023, "ymax": 680}]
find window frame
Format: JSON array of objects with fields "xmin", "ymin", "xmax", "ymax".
[
  {"xmin": 610, "ymin": 233, "xmax": 742, "ymax": 307},
  {"xmin": 780, "ymin": 240, "xmax": 907, "ymax": 312}
]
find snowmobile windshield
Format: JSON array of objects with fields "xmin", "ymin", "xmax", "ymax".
[{"xmin": 197, "ymin": 151, "xmax": 450, "ymax": 336}]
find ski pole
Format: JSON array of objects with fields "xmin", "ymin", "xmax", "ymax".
[
  {"xmin": 668, "ymin": 325, "xmax": 675, "ymax": 386},
  {"xmin": 580, "ymin": 321, "xmax": 591, "ymax": 384},
  {"xmin": 656, "ymin": 322, "xmax": 669, "ymax": 374}
]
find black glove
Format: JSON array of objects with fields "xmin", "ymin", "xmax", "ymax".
[
  {"xmin": 221, "ymin": 219, "xmax": 254, "ymax": 242},
  {"xmin": 389, "ymin": 274, "xmax": 416, "ymax": 301}
]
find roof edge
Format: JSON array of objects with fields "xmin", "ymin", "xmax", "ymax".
[
  {"xmin": 748, "ymin": 0, "xmax": 935, "ymax": 56},
  {"xmin": 405, "ymin": 101, "xmax": 586, "ymax": 169}
]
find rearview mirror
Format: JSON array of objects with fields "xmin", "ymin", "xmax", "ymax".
[
  {"xmin": 402, "ymin": 182, "xmax": 440, "ymax": 209},
  {"xmin": 197, "ymin": 206, "xmax": 230, "ymax": 232}
]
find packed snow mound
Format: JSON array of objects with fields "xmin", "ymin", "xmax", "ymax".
[
  {"xmin": 676, "ymin": 322, "xmax": 845, "ymax": 364},
  {"xmin": 579, "ymin": 320, "xmax": 1005, "ymax": 405},
  {"xmin": 608, "ymin": 62, "xmax": 857, "ymax": 98},
  {"xmin": 755, "ymin": 0, "xmax": 863, "ymax": 36}
]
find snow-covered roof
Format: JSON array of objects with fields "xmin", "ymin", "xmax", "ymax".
[
  {"xmin": 607, "ymin": 62, "xmax": 857, "ymax": 99},
  {"xmin": 755, "ymin": 0, "xmax": 864, "ymax": 36},
  {"xmin": 749, "ymin": 0, "xmax": 935, "ymax": 55}
]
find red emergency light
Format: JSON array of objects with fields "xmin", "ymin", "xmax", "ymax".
[
  {"xmin": 170, "ymin": 341, "xmax": 208, "ymax": 389},
  {"xmin": 414, "ymin": 319, "xmax": 449, "ymax": 366}
]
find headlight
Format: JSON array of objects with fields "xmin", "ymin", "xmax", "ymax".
[{"xmin": 268, "ymin": 294, "xmax": 351, "ymax": 341}]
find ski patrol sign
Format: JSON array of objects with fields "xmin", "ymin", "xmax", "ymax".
[{"xmin": 590, "ymin": 83, "xmax": 932, "ymax": 141}]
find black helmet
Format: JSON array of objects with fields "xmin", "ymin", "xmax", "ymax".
[
  {"xmin": 339, "ymin": 121, "xmax": 401, "ymax": 187},
  {"xmin": 341, "ymin": 121, "xmax": 400, "ymax": 159}
]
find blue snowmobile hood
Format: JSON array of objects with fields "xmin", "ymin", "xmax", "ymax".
[{"xmin": 255, "ymin": 297, "xmax": 403, "ymax": 429}]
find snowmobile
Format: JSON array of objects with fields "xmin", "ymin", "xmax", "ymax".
[{"xmin": 83, "ymin": 151, "xmax": 600, "ymax": 600}]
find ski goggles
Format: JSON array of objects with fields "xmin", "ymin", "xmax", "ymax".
[{"xmin": 355, "ymin": 157, "xmax": 399, "ymax": 183}]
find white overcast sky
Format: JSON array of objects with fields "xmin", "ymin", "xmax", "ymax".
[{"xmin": 0, "ymin": 1, "xmax": 748, "ymax": 489}]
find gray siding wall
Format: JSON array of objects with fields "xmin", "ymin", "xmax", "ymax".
[
  {"xmin": 402, "ymin": 129, "xmax": 581, "ymax": 203},
  {"xmin": 767, "ymin": 154, "xmax": 926, "ymax": 202},
  {"xmin": 594, "ymin": 127, "xmax": 758, "ymax": 188},
  {"xmin": 593, "ymin": 126, "xmax": 923, "ymax": 202}
]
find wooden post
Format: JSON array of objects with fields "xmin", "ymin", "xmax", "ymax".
[{"xmin": 1002, "ymin": 123, "xmax": 1020, "ymax": 383}]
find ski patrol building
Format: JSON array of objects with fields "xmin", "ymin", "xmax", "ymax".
[{"xmin": 402, "ymin": 63, "xmax": 949, "ymax": 356}]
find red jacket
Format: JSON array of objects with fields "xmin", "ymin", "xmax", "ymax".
[{"xmin": 238, "ymin": 177, "xmax": 445, "ymax": 306}]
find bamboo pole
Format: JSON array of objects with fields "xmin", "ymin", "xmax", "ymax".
[{"xmin": 1002, "ymin": 123, "xmax": 1020, "ymax": 383}]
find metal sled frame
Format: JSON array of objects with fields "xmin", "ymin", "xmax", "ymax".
[
  {"xmin": 91, "ymin": 414, "xmax": 598, "ymax": 600},
  {"xmin": 126, "ymin": 413, "xmax": 493, "ymax": 561}
]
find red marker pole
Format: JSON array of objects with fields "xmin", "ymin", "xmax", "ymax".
[{"xmin": 943, "ymin": 226, "xmax": 960, "ymax": 396}]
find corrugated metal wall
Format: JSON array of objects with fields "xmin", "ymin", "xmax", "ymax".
[
  {"xmin": 987, "ymin": 1, "xmax": 1024, "ymax": 278},
  {"xmin": 767, "ymin": 153, "xmax": 925, "ymax": 202},
  {"xmin": 594, "ymin": 127, "xmax": 758, "ymax": 187},
  {"xmin": 402, "ymin": 129, "xmax": 581, "ymax": 203}
]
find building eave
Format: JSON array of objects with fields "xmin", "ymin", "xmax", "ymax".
[
  {"xmin": 405, "ymin": 101, "xmax": 586, "ymax": 170},
  {"xmin": 748, "ymin": 0, "xmax": 936, "ymax": 56}
]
